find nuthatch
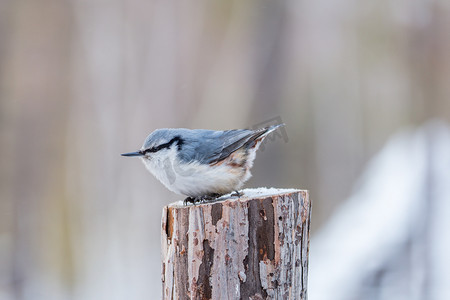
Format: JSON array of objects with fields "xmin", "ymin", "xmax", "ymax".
[{"xmin": 121, "ymin": 124, "xmax": 285, "ymax": 204}]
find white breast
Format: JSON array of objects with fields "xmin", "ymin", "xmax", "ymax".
[{"xmin": 141, "ymin": 147, "xmax": 253, "ymax": 197}]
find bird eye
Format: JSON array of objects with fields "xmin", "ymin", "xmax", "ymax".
[
  {"xmin": 143, "ymin": 143, "xmax": 165, "ymax": 154},
  {"xmin": 143, "ymin": 137, "xmax": 183, "ymax": 154},
  {"xmin": 144, "ymin": 147, "xmax": 157, "ymax": 154}
]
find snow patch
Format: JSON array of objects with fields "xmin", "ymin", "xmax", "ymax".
[{"xmin": 169, "ymin": 187, "xmax": 302, "ymax": 207}]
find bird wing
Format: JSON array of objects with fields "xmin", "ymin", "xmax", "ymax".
[
  {"xmin": 178, "ymin": 127, "xmax": 272, "ymax": 164},
  {"xmin": 210, "ymin": 128, "xmax": 271, "ymax": 163}
]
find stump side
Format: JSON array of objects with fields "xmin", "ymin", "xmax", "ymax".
[{"xmin": 161, "ymin": 189, "xmax": 311, "ymax": 300}]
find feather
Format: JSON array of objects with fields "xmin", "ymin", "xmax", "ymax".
[{"xmin": 177, "ymin": 124, "xmax": 284, "ymax": 164}]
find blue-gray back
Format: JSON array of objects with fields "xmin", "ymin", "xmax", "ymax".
[
  {"xmin": 178, "ymin": 129, "xmax": 258, "ymax": 164},
  {"xmin": 144, "ymin": 128, "xmax": 268, "ymax": 164}
]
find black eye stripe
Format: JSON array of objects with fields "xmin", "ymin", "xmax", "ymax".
[{"xmin": 144, "ymin": 136, "xmax": 184, "ymax": 154}]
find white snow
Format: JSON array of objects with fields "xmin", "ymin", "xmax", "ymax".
[{"xmin": 169, "ymin": 187, "xmax": 302, "ymax": 207}]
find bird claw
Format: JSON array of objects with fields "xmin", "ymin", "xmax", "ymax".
[
  {"xmin": 183, "ymin": 197, "xmax": 196, "ymax": 205},
  {"xmin": 231, "ymin": 190, "xmax": 243, "ymax": 198},
  {"xmin": 183, "ymin": 193, "xmax": 221, "ymax": 205}
]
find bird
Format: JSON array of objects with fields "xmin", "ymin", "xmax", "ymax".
[{"xmin": 121, "ymin": 124, "xmax": 285, "ymax": 204}]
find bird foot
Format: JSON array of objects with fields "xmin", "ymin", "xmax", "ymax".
[
  {"xmin": 183, "ymin": 197, "xmax": 196, "ymax": 205},
  {"xmin": 231, "ymin": 190, "xmax": 243, "ymax": 198},
  {"xmin": 183, "ymin": 193, "xmax": 221, "ymax": 205}
]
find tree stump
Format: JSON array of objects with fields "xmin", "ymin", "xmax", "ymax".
[{"xmin": 161, "ymin": 188, "xmax": 311, "ymax": 299}]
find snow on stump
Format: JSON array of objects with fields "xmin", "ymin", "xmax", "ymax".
[{"xmin": 161, "ymin": 188, "xmax": 311, "ymax": 299}]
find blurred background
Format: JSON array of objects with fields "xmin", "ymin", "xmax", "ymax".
[{"xmin": 1, "ymin": 0, "xmax": 449, "ymax": 299}]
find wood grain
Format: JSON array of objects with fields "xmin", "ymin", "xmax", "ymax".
[{"xmin": 161, "ymin": 189, "xmax": 311, "ymax": 299}]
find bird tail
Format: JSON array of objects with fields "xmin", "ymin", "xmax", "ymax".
[
  {"xmin": 245, "ymin": 123, "xmax": 285, "ymax": 149},
  {"xmin": 264, "ymin": 123, "xmax": 285, "ymax": 135},
  {"xmin": 255, "ymin": 123, "xmax": 285, "ymax": 140}
]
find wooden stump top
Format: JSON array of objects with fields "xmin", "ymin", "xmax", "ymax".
[
  {"xmin": 161, "ymin": 188, "xmax": 311, "ymax": 300},
  {"xmin": 166, "ymin": 188, "xmax": 303, "ymax": 208}
]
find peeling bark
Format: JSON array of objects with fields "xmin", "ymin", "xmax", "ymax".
[{"xmin": 161, "ymin": 189, "xmax": 311, "ymax": 299}]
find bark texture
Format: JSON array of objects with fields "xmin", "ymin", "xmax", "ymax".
[{"xmin": 161, "ymin": 189, "xmax": 311, "ymax": 299}]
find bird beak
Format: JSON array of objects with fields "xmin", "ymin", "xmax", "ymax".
[{"xmin": 121, "ymin": 151, "xmax": 144, "ymax": 157}]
